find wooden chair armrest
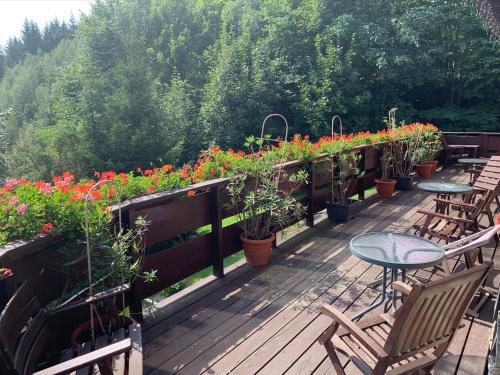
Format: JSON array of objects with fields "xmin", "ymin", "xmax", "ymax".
[
  {"xmin": 392, "ymin": 281, "xmax": 413, "ymax": 295},
  {"xmin": 34, "ymin": 338, "xmax": 132, "ymax": 375},
  {"xmin": 417, "ymin": 209, "xmax": 474, "ymax": 224},
  {"xmin": 319, "ymin": 305, "xmax": 388, "ymax": 359},
  {"xmin": 49, "ymin": 284, "xmax": 131, "ymax": 315},
  {"xmin": 433, "ymin": 198, "xmax": 475, "ymax": 208}
]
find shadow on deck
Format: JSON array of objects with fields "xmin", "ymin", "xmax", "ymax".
[{"xmin": 141, "ymin": 167, "xmax": 499, "ymax": 375}]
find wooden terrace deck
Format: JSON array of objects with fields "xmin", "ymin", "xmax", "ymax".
[{"xmin": 141, "ymin": 167, "xmax": 499, "ymax": 375}]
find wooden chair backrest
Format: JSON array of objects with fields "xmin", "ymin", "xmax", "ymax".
[
  {"xmin": 473, "ymin": 155, "xmax": 500, "ymax": 192},
  {"xmin": 384, "ymin": 262, "xmax": 491, "ymax": 359},
  {"xmin": 466, "ymin": 188, "xmax": 495, "ymax": 221},
  {"xmin": 0, "ymin": 280, "xmax": 51, "ymax": 375}
]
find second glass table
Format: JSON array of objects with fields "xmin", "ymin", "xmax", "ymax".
[
  {"xmin": 349, "ymin": 232, "xmax": 444, "ymax": 320},
  {"xmin": 417, "ymin": 182, "xmax": 473, "ymax": 213}
]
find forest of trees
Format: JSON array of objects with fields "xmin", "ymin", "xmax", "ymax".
[{"xmin": 0, "ymin": 0, "xmax": 498, "ymax": 180}]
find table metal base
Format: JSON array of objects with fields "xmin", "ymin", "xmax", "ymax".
[{"xmin": 352, "ymin": 267, "xmax": 406, "ymax": 321}]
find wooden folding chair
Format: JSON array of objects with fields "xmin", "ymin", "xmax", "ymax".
[
  {"xmin": 413, "ymin": 156, "xmax": 500, "ymax": 242},
  {"xmin": 318, "ymin": 262, "xmax": 492, "ymax": 375},
  {"xmin": 0, "ymin": 278, "xmax": 142, "ymax": 375},
  {"xmin": 412, "ymin": 187, "xmax": 495, "ymax": 242}
]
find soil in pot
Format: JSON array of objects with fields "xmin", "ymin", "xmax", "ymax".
[
  {"xmin": 240, "ymin": 232, "xmax": 275, "ymax": 267},
  {"xmin": 326, "ymin": 201, "xmax": 353, "ymax": 222},
  {"xmin": 374, "ymin": 178, "xmax": 397, "ymax": 199},
  {"xmin": 415, "ymin": 163, "xmax": 433, "ymax": 179},
  {"xmin": 391, "ymin": 175, "xmax": 413, "ymax": 191}
]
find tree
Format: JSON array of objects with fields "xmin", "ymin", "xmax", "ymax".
[{"xmin": 21, "ymin": 19, "xmax": 42, "ymax": 55}]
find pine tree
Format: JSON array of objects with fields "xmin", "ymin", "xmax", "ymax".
[{"xmin": 21, "ymin": 19, "xmax": 42, "ymax": 55}]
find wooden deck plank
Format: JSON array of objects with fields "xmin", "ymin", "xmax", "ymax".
[
  {"xmin": 145, "ymin": 181, "xmax": 423, "ymax": 373},
  {"xmin": 199, "ymin": 171, "xmax": 451, "ymax": 375},
  {"xmin": 143, "ymin": 205, "xmax": 377, "ymax": 358},
  {"xmin": 141, "ymin": 168, "xmax": 497, "ymax": 375},
  {"xmin": 279, "ymin": 185, "xmax": 447, "ymax": 375},
  {"xmin": 174, "ymin": 181, "xmax": 436, "ymax": 374},
  {"xmin": 143, "ymin": 223, "xmax": 350, "ymax": 353}
]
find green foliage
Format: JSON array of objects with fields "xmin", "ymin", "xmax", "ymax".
[
  {"xmin": 225, "ymin": 135, "xmax": 307, "ymax": 240},
  {"xmin": 0, "ymin": 0, "xmax": 498, "ymax": 180}
]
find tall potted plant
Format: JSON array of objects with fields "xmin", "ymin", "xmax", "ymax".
[
  {"xmin": 386, "ymin": 109, "xmax": 423, "ymax": 190},
  {"xmin": 325, "ymin": 146, "xmax": 364, "ymax": 222},
  {"xmin": 424, "ymin": 131, "xmax": 442, "ymax": 174},
  {"xmin": 375, "ymin": 148, "xmax": 396, "ymax": 198},
  {"xmin": 414, "ymin": 140, "xmax": 434, "ymax": 180},
  {"xmin": 225, "ymin": 115, "xmax": 307, "ymax": 266},
  {"xmin": 51, "ymin": 182, "xmax": 157, "ymax": 348}
]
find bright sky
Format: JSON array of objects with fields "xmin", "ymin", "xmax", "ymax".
[{"xmin": 0, "ymin": 0, "xmax": 93, "ymax": 46}]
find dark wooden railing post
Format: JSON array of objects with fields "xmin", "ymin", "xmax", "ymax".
[
  {"xmin": 480, "ymin": 133, "xmax": 488, "ymax": 157},
  {"xmin": 358, "ymin": 147, "xmax": 367, "ymax": 201},
  {"xmin": 210, "ymin": 184, "xmax": 224, "ymax": 278},
  {"xmin": 305, "ymin": 161, "xmax": 315, "ymax": 227}
]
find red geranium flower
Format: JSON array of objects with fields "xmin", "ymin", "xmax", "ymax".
[{"xmin": 40, "ymin": 222, "xmax": 53, "ymax": 234}]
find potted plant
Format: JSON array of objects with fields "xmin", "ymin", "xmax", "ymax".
[
  {"xmin": 226, "ymin": 131, "xmax": 307, "ymax": 267},
  {"xmin": 374, "ymin": 148, "xmax": 397, "ymax": 198},
  {"xmin": 325, "ymin": 145, "xmax": 364, "ymax": 222},
  {"xmin": 424, "ymin": 131, "xmax": 442, "ymax": 174},
  {"xmin": 386, "ymin": 109, "xmax": 423, "ymax": 190},
  {"xmin": 414, "ymin": 133, "xmax": 439, "ymax": 179},
  {"xmin": 50, "ymin": 183, "xmax": 157, "ymax": 348}
]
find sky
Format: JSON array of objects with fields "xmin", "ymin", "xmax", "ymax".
[{"xmin": 0, "ymin": 0, "xmax": 93, "ymax": 46}]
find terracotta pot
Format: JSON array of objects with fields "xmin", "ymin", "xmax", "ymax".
[
  {"xmin": 427, "ymin": 160, "xmax": 439, "ymax": 174},
  {"xmin": 240, "ymin": 232, "xmax": 275, "ymax": 267},
  {"xmin": 415, "ymin": 164, "xmax": 433, "ymax": 179},
  {"xmin": 374, "ymin": 178, "xmax": 397, "ymax": 199},
  {"xmin": 71, "ymin": 315, "xmax": 136, "ymax": 348}
]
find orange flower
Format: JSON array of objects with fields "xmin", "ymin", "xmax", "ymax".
[
  {"xmin": 40, "ymin": 222, "xmax": 53, "ymax": 234},
  {"xmin": 187, "ymin": 190, "xmax": 195, "ymax": 197},
  {"xmin": 148, "ymin": 186, "xmax": 155, "ymax": 191}
]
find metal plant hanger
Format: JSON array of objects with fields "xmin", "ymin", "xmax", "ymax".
[
  {"xmin": 259, "ymin": 113, "xmax": 289, "ymax": 179},
  {"xmin": 330, "ymin": 115, "xmax": 343, "ymax": 203},
  {"xmin": 84, "ymin": 180, "xmax": 123, "ymax": 345},
  {"xmin": 331, "ymin": 115, "xmax": 343, "ymax": 138}
]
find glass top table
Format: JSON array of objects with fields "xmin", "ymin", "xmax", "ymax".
[
  {"xmin": 458, "ymin": 158, "xmax": 488, "ymax": 165},
  {"xmin": 349, "ymin": 232, "xmax": 444, "ymax": 320},
  {"xmin": 350, "ymin": 232, "xmax": 444, "ymax": 269},
  {"xmin": 417, "ymin": 182, "xmax": 473, "ymax": 195}
]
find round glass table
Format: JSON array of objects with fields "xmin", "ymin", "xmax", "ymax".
[
  {"xmin": 417, "ymin": 182, "xmax": 473, "ymax": 213},
  {"xmin": 349, "ymin": 232, "xmax": 444, "ymax": 320},
  {"xmin": 458, "ymin": 158, "xmax": 488, "ymax": 184},
  {"xmin": 458, "ymin": 158, "xmax": 488, "ymax": 165}
]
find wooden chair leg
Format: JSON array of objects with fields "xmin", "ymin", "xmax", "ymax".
[{"xmin": 324, "ymin": 340, "xmax": 346, "ymax": 375}]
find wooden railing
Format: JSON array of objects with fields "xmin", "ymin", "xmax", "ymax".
[
  {"xmin": 1, "ymin": 132, "xmax": 499, "ymax": 317},
  {"xmin": 442, "ymin": 132, "xmax": 500, "ymax": 157},
  {"xmin": 120, "ymin": 144, "xmax": 382, "ymax": 317}
]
